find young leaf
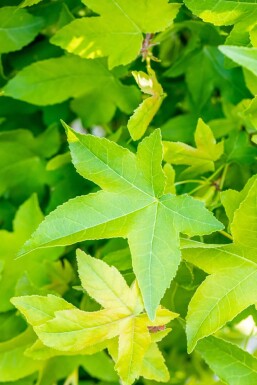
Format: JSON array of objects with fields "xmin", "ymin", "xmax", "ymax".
[
  {"xmin": 51, "ymin": 0, "xmax": 181, "ymax": 68},
  {"xmin": 128, "ymin": 68, "xmax": 165, "ymax": 140},
  {"xmin": 164, "ymin": 118, "xmax": 224, "ymax": 176},
  {"xmin": 0, "ymin": 7, "xmax": 43, "ymax": 54},
  {"xmin": 140, "ymin": 342, "xmax": 169, "ymax": 382},
  {"xmin": 12, "ymin": 250, "xmax": 177, "ymax": 385},
  {"xmin": 197, "ymin": 336, "xmax": 257, "ymax": 385},
  {"xmin": 18, "ymin": 126, "xmax": 223, "ymax": 319},
  {"xmin": 183, "ymin": 176, "xmax": 257, "ymax": 352},
  {"xmin": 77, "ymin": 250, "xmax": 139, "ymax": 314}
]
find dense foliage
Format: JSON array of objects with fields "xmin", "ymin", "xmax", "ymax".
[{"xmin": 1, "ymin": 1, "xmax": 257, "ymax": 384}]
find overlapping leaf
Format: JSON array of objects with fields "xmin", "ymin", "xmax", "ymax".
[
  {"xmin": 12, "ymin": 250, "xmax": 177, "ymax": 385},
  {"xmin": 163, "ymin": 118, "xmax": 224, "ymax": 177},
  {"xmin": 184, "ymin": 0, "xmax": 257, "ymax": 46},
  {"xmin": 0, "ymin": 126, "xmax": 60, "ymax": 200},
  {"xmin": 3, "ymin": 56, "xmax": 139, "ymax": 119},
  {"xmin": 51, "ymin": 0, "xmax": 181, "ymax": 68},
  {"xmin": 18, "ymin": 126, "xmax": 223, "ymax": 319},
  {"xmin": 219, "ymin": 45, "xmax": 257, "ymax": 77},
  {"xmin": 182, "ymin": 175, "xmax": 257, "ymax": 352}
]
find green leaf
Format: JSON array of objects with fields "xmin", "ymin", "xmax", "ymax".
[
  {"xmin": 12, "ymin": 250, "xmax": 177, "ymax": 385},
  {"xmin": 0, "ymin": 195, "xmax": 63, "ymax": 312},
  {"xmin": 0, "ymin": 7, "xmax": 43, "ymax": 54},
  {"xmin": 183, "ymin": 176, "xmax": 257, "ymax": 352},
  {"xmin": 164, "ymin": 118, "xmax": 224, "ymax": 176},
  {"xmin": 20, "ymin": 0, "xmax": 44, "ymax": 7},
  {"xmin": 197, "ymin": 336, "xmax": 257, "ymax": 385},
  {"xmin": 128, "ymin": 68, "xmax": 165, "ymax": 140},
  {"xmin": 184, "ymin": 0, "xmax": 257, "ymax": 45},
  {"xmin": 0, "ymin": 328, "xmax": 42, "ymax": 381},
  {"xmin": 219, "ymin": 46, "xmax": 257, "ymax": 77},
  {"xmin": 164, "ymin": 43, "xmax": 248, "ymax": 108},
  {"xmin": 18, "ymin": 127, "xmax": 223, "ymax": 319},
  {"xmin": 3, "ymin": 56, "xmax": 139, "ymax": 117},
  {"xmin": 51, "ymin": 0, "xmax": 181, "ymax": 68},
  {"xmin": 80, "ymin": 351, "xmax": 118, "ymax": 381},
  {"xmin": 221, "ymin": 174, "xmax": 257, "ymax": 225},
  {"xmin": 0, "ymin": 127, "xmax": 60, "ymax": 200}
]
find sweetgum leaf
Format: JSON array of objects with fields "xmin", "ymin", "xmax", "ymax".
[
  {"xmin": 164, "ymin": 118, "xmax": 224, "ymax": 177},
  {"xmin": 12, "ymin": 250, "xmax": 177, "ymax": 385},
  {"xmin": 20, "ymin": 0, "xmax": 44, "ymax": 7},
  {"xmin": 3, "ymin": 56, "xmax": 139, "ymax": 117},
  {"xmin": 0, "ymin": 328, "xmax": 41, "ymax": 382},
  {"xmin": 128, "ymin": 68, "xmax": 165, "ymax": 140},
  {"xmin": 183, "ymin": 176, "xmax": 257, "ymax": 352},
  {"xmin": 0, "ymin": 7, "xmax": 43, "ymax": 54},
  {"xmin": 0, "ymin": 195, "xmax": 63, "ymax": 312},
  {"xmin": 219, "ymin": 45, "xmax": 257, "ymax": 77},
  {"xmin": 141, "ymin": 342, "xmax": 169, "ymax": 382},
  {"xmin": 77, "ymin": 250, "xmax": 139, "ymax": 314},
  {"xmin": 184, "ymin": 0, "xmax": 257, "ymax": 45},
  {"xmin": 197, "ymin": 336, "xmax": 257, "ymax": 385},
  {"xmin": 51, "ymin": 0, "xmax": 181, "ymax": 68},
  {"xmin": 18, "ymin": 126, "xmax": 223, "ymax": 319}
]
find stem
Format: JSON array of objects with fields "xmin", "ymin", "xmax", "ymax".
[
  {"xmin": 219, "ymin": 230, "xmax": 233, "ymax": 241},
  {"xmin": 188, "ymin": 164, "xmax": 225, "ymax": 195},
  {"xmin": 175, "ymin": 179, "xmax": 206, "ymax": 186},
  {"xmin": 219, "ymin": 163, "xmax": 229, "ymax": 190}
]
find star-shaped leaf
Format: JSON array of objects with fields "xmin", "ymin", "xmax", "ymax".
[
  {"xmin": 163, "ymin": 118, "xmax": 224, "ymax": 177},
  {"xmin": 51, "ymin": 0, "xmax": 181, "ymax": 68},
  {"xmin": 182, "ymin": 175, "xmax": 257, "ymax": 352},
  {"xmin": 12, "ymin": 250, "xmax": 178, "ymax": 385},
  {"xmin": 18, "ymin": 125, "xmax": 223, "ymax": 319},
  {"xmin": 184, "ymin": 0, "xmax": 257, "ymax": 46}
]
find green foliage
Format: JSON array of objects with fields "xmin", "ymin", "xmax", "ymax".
[
  {"xmin": 51, "ymin": 0, "xmax": 181, "ymax": 68},
  {"xmin": 12, "ymin": 250, "xmax": 177, "ymax": 385},
  {"xmin": 1, "ymin": 0, "xmax": 257, "ymax": 384},
  {"xmin": 19, "ymin": 125, "xmax": 222, "ymax": 320}
]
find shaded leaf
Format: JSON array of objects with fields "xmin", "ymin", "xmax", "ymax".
[{"xmin": 0, "ymin": 7, "xmax": 43, "ymax": 54}]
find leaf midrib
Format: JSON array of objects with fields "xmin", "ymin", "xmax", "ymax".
[{"xmin": 189, "ymin": 267, "xmax": 257, "ymax": 349}]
